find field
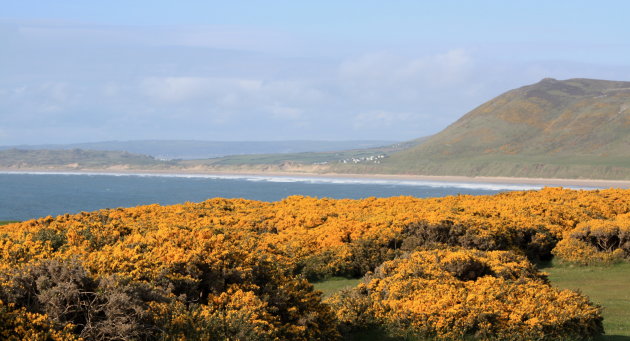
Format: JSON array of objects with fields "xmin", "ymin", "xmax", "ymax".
[{"xmin": 545, "ymin": 262, "xmax": 630, "ymax": 340}]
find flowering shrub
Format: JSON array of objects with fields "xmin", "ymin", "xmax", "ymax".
[
  {"xmin": 0, "ymin": 187, "xmax": 627, "ymax": 339},
  {"xmin": 0, "ymin": 299, "xmax": 77, "ymax": 341},
  {"xmin": 553, "ymin": 213, "xmax": 630, "ymax": 265},
  {"xmin": 328, "ymin": 249, "xmax": 603, "ymax": 340}
]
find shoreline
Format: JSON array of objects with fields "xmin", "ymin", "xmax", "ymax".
[{"xmin": 2, "ymin": 167, "xmax": 630, "ymax": 189}]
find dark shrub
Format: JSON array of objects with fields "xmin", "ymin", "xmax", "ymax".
[
  {"xmin": 345, "ymin": 239, "xmax": 399, "ymax": 278},
  {"xmin": 32, "ymin": 228, "xmax": 67, "ymax": 251},
  {"xmin": 441, "ymin": 255, "xmax": 493, "ymax": 281},
  {"xmin": 0, "ymin": 259, "xmax": 164, "ymax": 340},
  {"xmin": 295, "ymin": 251, "xmax": 337, "ymax": 281}
]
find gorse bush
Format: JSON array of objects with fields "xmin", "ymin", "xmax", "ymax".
[
  {"xmin": 0, "ymin": 187, "xmax": 628, "ymax": 339},
  {"xmin": 0, "ymin": 256, "xmax": 339, "ymax": 340},
  {"xmin": 327, "ymin": 249, "xmax": 603, "ymax": 340},
  {"xmin": 0, "ymin": 259, "xmax": 163, "ymax": 340},
  {"xmin": 31, "ymin": 228, "xmax": 67, "ymax": 252},
  {"xmin": 0, "ymin": 299, "xmax": 78, "ymax": 341},
  {"xmin": 553, "ymin": 213, "xmax": 630, "ymax": 265}
]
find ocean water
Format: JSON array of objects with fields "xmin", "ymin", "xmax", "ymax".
[{"xmin": 0, "ymin": 172, "xmax": 546, "ymax": 221}]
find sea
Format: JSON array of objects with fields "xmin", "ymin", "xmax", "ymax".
[{"xmin": 1, "ymin": 172, "xmax": 555, "ymax": 221}]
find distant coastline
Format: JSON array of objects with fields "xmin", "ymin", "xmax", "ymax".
[{"xmin": 2, "ymin": 167, "xmax": 630, "ymax": 189}]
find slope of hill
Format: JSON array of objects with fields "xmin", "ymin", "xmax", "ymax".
[
  {"xmin": 0, "ymin": 140, "xmax": 396, "ymax": 160},
  {"xmin": 376, "ymin": 78, "xmax": 630, "ymax": 179}
]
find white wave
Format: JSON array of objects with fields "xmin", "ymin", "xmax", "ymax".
[{"xmin": 0, "ymin": 171, "xmax": 596, "ymax": 190}]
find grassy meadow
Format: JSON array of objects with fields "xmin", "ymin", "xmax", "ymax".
[{"xmin": 544, "ymin": 262, "xmax": 630, "ymax": 340}]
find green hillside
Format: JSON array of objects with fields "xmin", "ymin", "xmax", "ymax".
[{"xmin": 377, "ymin": 78, "xmax": 630, "ymax": 179}]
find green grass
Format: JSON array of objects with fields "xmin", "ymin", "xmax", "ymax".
[
  {"xmin": 0, "ymin": 221, "xmax": 18, "ymax": 226},
  {"xmin": 544, "ymin": 261, "xmax": 630, "ymax": 340},
  {"xmin": 312, "ymin": 277, "xmax": 361, "ymax": 298}
]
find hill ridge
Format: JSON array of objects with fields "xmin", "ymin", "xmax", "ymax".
[{"xmin": 375, "ymin": 77, "xmax": 630, "ymax": 179}]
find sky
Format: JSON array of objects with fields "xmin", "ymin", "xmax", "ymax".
[{"xmin": 2, "ymin": 1, "xmax": 630, "ymax": 145}]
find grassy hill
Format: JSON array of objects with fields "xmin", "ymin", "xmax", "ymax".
[{"xmin": 374, "ymin": 78, "xmax": 630, "ymax": 179}]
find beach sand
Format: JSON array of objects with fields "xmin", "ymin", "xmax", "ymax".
[{"xmin": 2, "ymin": 167, "xmax": 630, "ymax": 189}]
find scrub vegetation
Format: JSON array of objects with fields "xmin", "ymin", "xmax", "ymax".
[{"xmin": 1, "ymin": 188, "xmax": 629, "ymax": 339}]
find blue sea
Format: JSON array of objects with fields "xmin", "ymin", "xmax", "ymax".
[{"xmin": 0, "ymin": 172, "xmax": 549, "ymax": 221}]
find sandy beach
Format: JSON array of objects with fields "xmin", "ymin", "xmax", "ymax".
[{"xmin": 2, "ymin": 167, "xmax": 630, "ymax": 189}]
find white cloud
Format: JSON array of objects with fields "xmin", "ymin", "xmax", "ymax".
[
  {"xmin": 14, "ymin": 22, "xmax": 295, "ymax": 53},
  {"xmin": 137, "ymin": 76, "xmax": 324, "ymax": 124},
  {"xmin": 353, "ymin": 110, "xmax": 413, "ymax": 129},
  {"xmin": 3, "ymin": 19, "xmax": 630, "ymax": 144},
  {"xmin": 339, "ymin": 49, "xmax": 473, "ymax": 88},
  {"xmin": 414, "ymin": 49, "xmax": 473, "ymax": 85},
  {"xmin": 164, "ymin": 26, "xmax": 295, "ymax": 51},
  {"xmin": 139, "ymin": 77, "xmax": 263, "ymax": 103},
  {"xmin": 140, "ymin": 77, "xmax": 210, "ymax": 102},
  {"xmin": 268, "ymin": 105, "xmax": 303, "ymax": 120},
  {"xmin": 41, "ymin": 82, "xmax": 70, "ymax": 103},
  {"xmin": 0, "ymin": 82, "xmax": 76, "ymax": 115},
  {"xmin": 336, "ymin": 49, "xmax": 476, "ymax": 107},
  {"xmin": 261, "ymin": 80, "xmax": 326, "ymax": 104},
  {"xmin": 101, "ymin": 82, "xmax": 120, "ymax": 97}
]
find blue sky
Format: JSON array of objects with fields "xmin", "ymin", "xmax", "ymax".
[{"xmin": 2, "ymin": 1, "xmax": 630, "ymax": 144}]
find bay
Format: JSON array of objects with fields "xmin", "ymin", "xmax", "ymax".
[{"xmin": 0, "ymin": 172, "xmax": 544, "ymax": 221}]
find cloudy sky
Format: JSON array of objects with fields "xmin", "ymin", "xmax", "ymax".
[{"xmin": 2, "ymin": 1, "xmax": 630, "ymax": 145}]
